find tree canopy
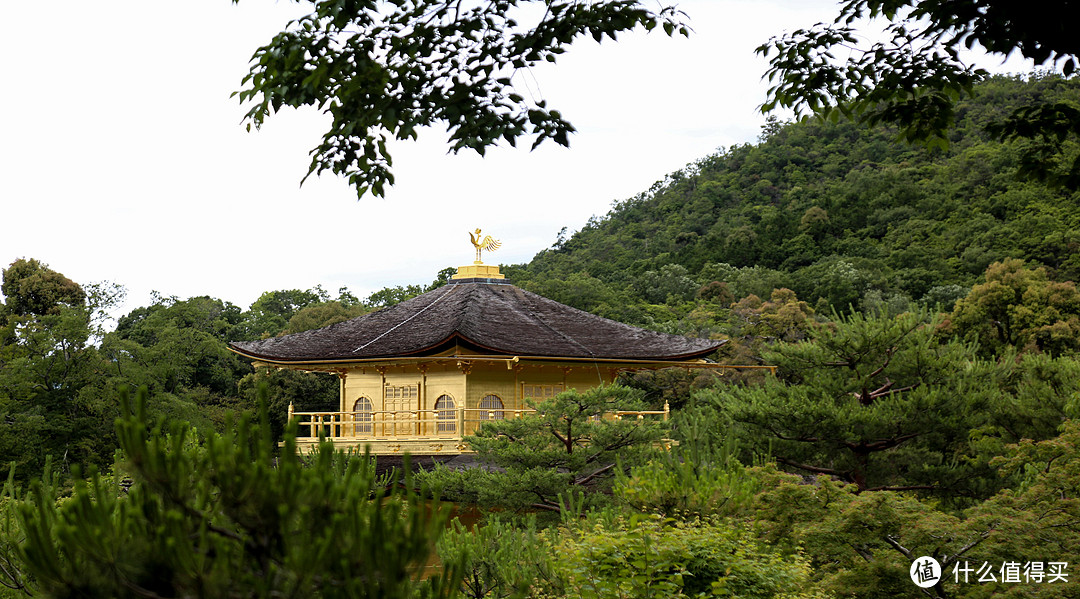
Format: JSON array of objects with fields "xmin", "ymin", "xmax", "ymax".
[
  {"xmin": 234, "ymin": 0, "xmax": 687, "ymax": 197},
  {"xmin": 0, "ymin": 258, "xmax": 84, "ymax": 320},
  {"xmin": 5, "ymin": 388, "xmax": 457, "ymax": 598},
  {"xmin": 418, "ymin": 386, "xmax": 665, "ymax": 515},
  {"xmin": 500, "ymin": 74, "xmax": 1080, "ymax": 342},
  {"xmin": 758, "ymin": 0, "xmax": 1080, "ymax": 187},
  {"xmin": 231, "ymin": 0, "xmax": 1080, "ymax": 196}
]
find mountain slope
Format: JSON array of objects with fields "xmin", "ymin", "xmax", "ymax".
[{"xmin": 508, "ymin": 74, "xmax": 1080, "ymax": 320}]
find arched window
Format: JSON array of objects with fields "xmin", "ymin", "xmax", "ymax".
[
  {"xmin": 478, "ymin": 394, "xmax": 505, "ymax": 420},
  {"xmin": 352, "ymin": 397, "xmax": 373, "ymax": 434},
  {"xmin": 434, "ymin": 395, "xmax": 456, "ymax": 433}
]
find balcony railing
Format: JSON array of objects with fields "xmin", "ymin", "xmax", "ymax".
[{"xmin": 288, "ymin": 403, "xmax": 670, "ymax": 441}]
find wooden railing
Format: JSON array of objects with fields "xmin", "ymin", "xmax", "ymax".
[{"xmin": 289, "ymin": 403, "xmax": 670, "ymax": 441}]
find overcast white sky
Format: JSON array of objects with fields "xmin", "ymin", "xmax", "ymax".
[{"xmin": 0, "ymin": 0, "xmax": 1023, "ymax": 317}]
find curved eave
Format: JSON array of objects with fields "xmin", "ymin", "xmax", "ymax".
[
  {"xmin": 228, "ymin": 333, "xmax": 724, "ymax": 365},
  {"xmin": 227, "ymin": 339, "xmax": 728, "ymax": 369},
  {"xmin": 228, "ymin": 332, "xmax": 501, "ymax": 364}
]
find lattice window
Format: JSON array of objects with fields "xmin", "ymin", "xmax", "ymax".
[
  {"xmin": 522, "ymin": 384, "xmax": 564, "ymax": 401},
  {"xmin": 385, "ymin": 384, "xmax": 419, "ymax": 435},
  {"xmin": 434, "ymin": 395, "xmax": 456, "ymax": 433},
  {"xmin": 385, "ymin": 385, "xmax": 419, "ymax": 400},
  {"xmin": 478, "ymin": 394, "xmax": 505, "ymax": 420},
  {"xmin": 352, "ymin": 397, "xmax": 373, "ymax": 434}
]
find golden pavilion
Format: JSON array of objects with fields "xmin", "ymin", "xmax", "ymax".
[{"xmin": 228, "ymin": 233, "xmax": 728, "ymax": 454}]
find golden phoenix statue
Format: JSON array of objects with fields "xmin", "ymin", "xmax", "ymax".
[{"xmin": 469, "ymin": 228, "xmax": 501, "ymax": 262}]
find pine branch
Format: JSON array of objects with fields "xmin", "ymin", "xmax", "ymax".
[
  {"xmin": 775, "ymin": 457, "xmax": 852, "ymax": 481},
  {"xmin": 863, "ymin": 484, "xmax": 937, "ymax": 492},
  {"xmin": 573, "ymin": 463, "xmax": 616, "ymax": 487}
]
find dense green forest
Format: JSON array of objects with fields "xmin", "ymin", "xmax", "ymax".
[
  {"xmin": 1, "ymin": 74, "xmax": 1079, "ymax": 598},
  {"xmin": 508, "ymin": 74, "xmax": 1080, "ymax": 323}
]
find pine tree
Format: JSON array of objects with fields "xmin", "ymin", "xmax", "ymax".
[{"xmin": 9, "ymin": 387, "xmax": 459, "ymax": 598}]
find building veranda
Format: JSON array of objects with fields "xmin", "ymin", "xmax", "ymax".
[{"xmin": 229, "ymin": 256, "xmax": 748, "ymax": 455}]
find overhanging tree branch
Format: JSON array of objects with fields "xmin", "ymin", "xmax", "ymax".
[
  {"xmin": 758, "ymin": 0, "xmax": 1080, "ymax": 189},
  {"xmin": 232, "ymin": 0, "xmax": 689, "ymax": 198}
]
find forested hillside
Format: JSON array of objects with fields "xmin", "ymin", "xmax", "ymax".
[
  {"xmin": 2, "ymin": 74, "xmax": 1078, "ymax": 485},
  {"xmin": 508, "ymin": 74, "xmax": 1080, "ymax": 323},
  {"xmin": 2, "ymin": 73, "xmax": 1080, "ymax": 599}
]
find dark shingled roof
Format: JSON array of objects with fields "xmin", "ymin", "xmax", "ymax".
[{"xmin": 229, "ymin": 279, "xmax": 723, "ymax": 363}]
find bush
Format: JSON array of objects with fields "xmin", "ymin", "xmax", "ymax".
[{"xmin": 550, "ymin": 513, "xmax": 825, "ymax": 599}]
